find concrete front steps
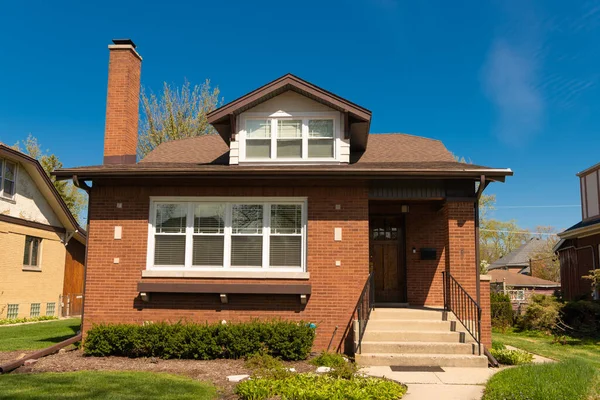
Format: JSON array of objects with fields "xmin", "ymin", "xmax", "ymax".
[{"xmin": 355, "ymin": 307, "xmax": 488, "ymax": 368}]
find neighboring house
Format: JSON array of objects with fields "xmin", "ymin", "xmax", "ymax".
[
  {"xmin": 54, "ymin": 40, "xmax": 513, "ymax": 362},
  {"xmin": 488, "ymin": 237, "xmax": 548, "ymax": 275},
  {"xmin": 0, "ymin": 144, "xmax": 86, "ymax": 319},
  {"xmin": 555, "ymin": 163, "xmax": 600, "ymax": 300},
  {"xmin": 489, "ymin": 269, "xmax": 560, "ymax": 304}
]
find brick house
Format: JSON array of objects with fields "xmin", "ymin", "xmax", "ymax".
[
  {"xmin": 55, "ymin": 39, "xmax": 512, "ymax": 367},
  {"xmin": 555, "ymin": 162, "xmax": 600, "ymax": 300}
]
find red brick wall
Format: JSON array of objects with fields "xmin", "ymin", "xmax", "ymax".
[
  {"xmin": 405, "ymin": 203, "xmax": 446, "ymax": 306},
  {"xmin": 445, "ymin": 201, "xmax": 477, "ymax": 291},
  {"xmin": 84, "ymin": 183, "xmax": 369, "ymax": 352},
  {"xmin": 480, "ymin": 276, "xmax": 492, "ymax": 348},
  {"xmin": 103, "ymin": 46, "xmax": 141, "ymax": 163}
]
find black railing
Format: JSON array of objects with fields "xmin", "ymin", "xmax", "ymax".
[
  {"xmin": 354, "ymin": 272, "xmax": 374, "ymax": 354},
  {"xmin": 442, "ymin": 271, "xmax": 482, "ymax": 355}
]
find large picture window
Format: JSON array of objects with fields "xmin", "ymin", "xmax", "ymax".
[
  {"xmin": 148, "ymin": 198, "xmax": 306, "ymax": 272},
  {"xmin": 243, "ymin": 116, "xmax": 337, "ymax": 160}
]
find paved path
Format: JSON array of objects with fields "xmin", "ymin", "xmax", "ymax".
[{"xmin": 362, "ymin": 366, "xmax": 501, "ymax": 400}]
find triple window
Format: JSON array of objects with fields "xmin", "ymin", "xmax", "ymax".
[
  {"xmin": 245, "ymin": 118, "xmax": 335, "ymax": 160},
  {"xmin": 149, "ymin": 199, "xmax": 306, "ymax": 271},
  {"xmin": 0, "ymin": 159, "xmax": 17, "ymax": 199}
]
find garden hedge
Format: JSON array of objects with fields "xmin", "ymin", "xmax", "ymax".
[{"xmin": 84, "ymin": 320, "xmax": 315, "ymax": 361}]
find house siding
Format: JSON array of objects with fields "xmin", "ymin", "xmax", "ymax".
[
  {"xmin": 0, "ymin": 220, "xmax": 66, "ymax": 318},
  {"xmin": 84, "ymin": 183, "xmax": 370, "ymax": 351}
]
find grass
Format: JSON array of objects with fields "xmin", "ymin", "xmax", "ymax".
[
  {"xmin": 493, "ymin": 328, "xmax": 600, "ymax": 368},
  {"xmin": 0, "ymin": 371, "xmax": 216, "ymax": 399},
  {"xmin": 0, "ymin": 318, "xmax": 80, "ymax": 351},
  {"xmin": 483, "ymin": 358, "xmax": 599, "ymax": 400}
]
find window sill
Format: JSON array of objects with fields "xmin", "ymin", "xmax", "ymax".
[
  {"xmin": 0, "ymin": 196, "xmax": 16, "ymax": 204},
  {"xmin": 22, "ymin": 266, "xmax": 42, "ymax": 272},
  {"xmin": 142, "ymin": 269, "xmax": 309, "ymax": 280}
]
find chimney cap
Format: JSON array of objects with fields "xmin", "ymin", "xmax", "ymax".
[{"xmin": 112, "ymin": 38, "xmax": 136, "ymax": 48}]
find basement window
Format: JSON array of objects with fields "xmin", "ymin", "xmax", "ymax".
[{"xmin": 147, "ymin": 198, "xmax": 306, "ymax": 273}]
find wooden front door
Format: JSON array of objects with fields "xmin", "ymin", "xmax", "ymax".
[{"xmin": 369, "ymin": 215, "xmax": 406, "ymax": 303}]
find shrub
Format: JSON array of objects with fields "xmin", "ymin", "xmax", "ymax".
[
  {"xmin": 0, "ymin": 316, "xmax": 58, "ymax": 325},
  {"xmin": 245, "ymin": 353, "xmax": 291, "ymax": 380},
  {"xmin": 84, "ymin": 320, "xmax": 315, "ymax": 361},
  {"xmin": 310, "ymin": 352, "xmax": 348, "ymax": 368},
  {"xmin": 491, "ymin": 292, "xmax": 514, "ymax": 330},
  {"xmin": 560, "ymin": 300, "xmax": 600, "ymax": 339},
  {"xmin": 483, "ymin": 359, "xmax": 597, "ymax": 400},
  {"xmin": 491, "ymin": 340, "xmax": 505, "ymax": 350},
  {"xmin": 235, "ymin": 374, "xmax": 407, "ymax": 400},
  {"xmin": 518, "ymin": 295, "xmax": 560, "ymax": 333},
  {"xmin": 490, "ymin": 348, "xmax": 533, "ymax": 365}
]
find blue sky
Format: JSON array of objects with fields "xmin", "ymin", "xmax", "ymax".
[{"xmin": 1, "ymin": 0, "xmax": 598, "ymax": 231}]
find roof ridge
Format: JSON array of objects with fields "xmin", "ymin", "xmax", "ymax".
[{"xmin": 369, "ymin": 132, "xmax": 444, "ymax": 143}]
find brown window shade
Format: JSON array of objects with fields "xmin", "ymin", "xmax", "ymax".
[
  {"xmin": 231, "ymin": 236, "xmax": 263, "ymax": 267},
  {"xmin": 270, "ymin": 236, "xmax": 301, "ymax": 267},
  {"xmin": 154, "ymin": 235, "xmax": 186, "ymax": 266},
  {"xmin": 192, "ymin": 236, "xmax": 224, "ymax": 266}
]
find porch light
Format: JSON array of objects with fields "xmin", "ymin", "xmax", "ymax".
[
  {"xmin": 401, "ymin": 205, "xmax": 410, "ymax": 213},
  {"xmin": 412, "ymin": 247, "xmax": 417, "ymax": 254}
]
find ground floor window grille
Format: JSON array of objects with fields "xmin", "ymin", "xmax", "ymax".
[
  {"xmin": 7, "ymin": 304, "xmax": 19, "ymax": 319},
  {"xmin": 30, "ymin": 303, "xmax": 40, "ymax": 317},
  {"xmin": 46, "ymin": 302, "xmax": 56, "ymax": 316}
]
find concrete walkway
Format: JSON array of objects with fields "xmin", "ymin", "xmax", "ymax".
[{"xmin": 362, "ymin": 366, "xmax": 501, "ymax": 400}]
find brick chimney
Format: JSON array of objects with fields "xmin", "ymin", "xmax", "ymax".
[{"xmin": 103, "ymin": 39, "xmax": 142, "ymax": 164}]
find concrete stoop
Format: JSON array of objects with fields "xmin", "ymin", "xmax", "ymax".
[{"xmin": 355, "ymin": 307, "xmax": 486, "ymax": 368}]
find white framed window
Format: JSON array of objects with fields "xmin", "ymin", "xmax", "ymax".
[
  {"xmin": 30, "ymin": 303, "xmax": 41, "ymax": 317},
  {"xmin": 147, "ymin": 197, "xmax": 307, "ymax": 272},
  {"xmin": 240, "ymin": 112, "xmax": 339, "ymax": 162},
  {"xmin": 0, "ymin": 159, "xmax": 17, "ymax": 199}
]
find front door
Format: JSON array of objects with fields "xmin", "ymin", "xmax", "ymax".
[{"xmin": 369, "ymin": 215, "xmax": 406, "ymax": 303}]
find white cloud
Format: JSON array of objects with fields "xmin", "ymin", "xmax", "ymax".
[{"xmin": 482, "ymin": 39, "xmax": 544, "ymax": 145}]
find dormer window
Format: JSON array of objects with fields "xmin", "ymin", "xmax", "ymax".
[{"xmin": 241, "ymin": 114, "xmax": 338, "ymax": 162}]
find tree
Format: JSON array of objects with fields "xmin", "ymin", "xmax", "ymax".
[
  {"xmin": 13, "ymin": 135, "xmax": 87, "ymax": 225},
  {"xmin": 479, "ymin": 194, "xmax": 530, "ymax": 265},
  {"xmin": 137, "ymin": 79, "xmax": 222, "ymax": 159},
  {"xmin": 529, "ymin": 225, "xmax": 560, "ymax": 282}
]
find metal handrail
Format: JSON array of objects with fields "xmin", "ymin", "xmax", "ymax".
[
  {"xmin": 355, "ymin": 272, "xmax": 374, "ymax": 354},
  {"xmin": 442, "ymin": 271, "xmax": 482, "ymax": 355}
]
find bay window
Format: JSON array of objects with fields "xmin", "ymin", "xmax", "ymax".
[
  {"xmin": 243, "ymin": 115, "xmax": 337, "ymax": 160},
  {"xmin": 148, "ymin": 198, "xmax": 306, "ymax": 272}
]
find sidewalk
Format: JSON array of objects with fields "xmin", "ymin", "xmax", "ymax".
[{"xmin": 362, "ymin": 366, "xmax": 501, "ymax": 400}]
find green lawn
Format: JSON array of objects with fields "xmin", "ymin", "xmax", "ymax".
[
  {"xmin": 0, "ymin": 318, "xmax": 80, "ymax": 351},
  {"xmin": 483, "ymin": 358, "xmax": 599, "ymax": 400},
  {"xmin": 493, "ymin": 328, "xmax": 600, "ymax": 368},
  {"xmin": 0, "ymin": 371, "xmax": 216, "ymax": 399}
]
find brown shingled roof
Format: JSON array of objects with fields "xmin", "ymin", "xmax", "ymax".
[{"xmin": 488, "ymin": 270, "xmax": 560, "ymax": 288}]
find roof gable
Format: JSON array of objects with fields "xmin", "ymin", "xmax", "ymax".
[{"xmin": 207, "ymin": 74, "xmax": 372, "ymax": 151}]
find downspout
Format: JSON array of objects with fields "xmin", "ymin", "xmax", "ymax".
[
  {"xmin": 71, "ymin": 174, "xmax": 91, "ymax": 341},
  {"xmin": 475, "ymin": 175, "xmax": 487, "ymax": 305}
]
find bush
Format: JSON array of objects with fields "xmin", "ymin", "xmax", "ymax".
[
  {"xmin": 490, "ymin": 348, "xmax": 533, "ymax": 365},
  {"xmin": 235, "ymin": 374, "xmax": 407, "ymax": 400},
  {"xmin": 483, "ymin": 359, "xmax": 597, "ymax": 400},
  {"xmin": 491, "ymin": 340, "xmax": 505, "ymax": 350},
  {"xmin": 491, "ymin": 292, "xmax": 514, "ymax": 330},
  {"xmin": 84, "ymin": 320, "xmax": 315, "ymax": 361},
  {"xmin": 518, "ymin": 295, "xmax": 560, "ymax": 333},
  {"xmin": 0, "ymin": 316, "xmax": 58, "ymax": 325},
  {"xmin": 560, "ymin": 300, "xmax": 600, "ymax": 339},
  {"xmin": 245, "ymin": 353, "xmax": 291, "ymax": 380},
  {"xmin": 310, "ymin": 352, "xmax": 348, "ymax": 368}
]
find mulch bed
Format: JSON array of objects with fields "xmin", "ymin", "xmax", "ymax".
[{"xmin": 4, "ymin": 349, "xmax": 316, "ymax": 399}]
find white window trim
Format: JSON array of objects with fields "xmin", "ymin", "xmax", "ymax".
[
  {"xmin": 239, "ymin": 111, "xmax": 341, "ymax": 163},
  {"xmin": 146, "ymin": 197, "xmax": 308, "ymax": 274},
  {"xmin": 0, "ymin": 158, "xmax": 18, "ymax": 201}
]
